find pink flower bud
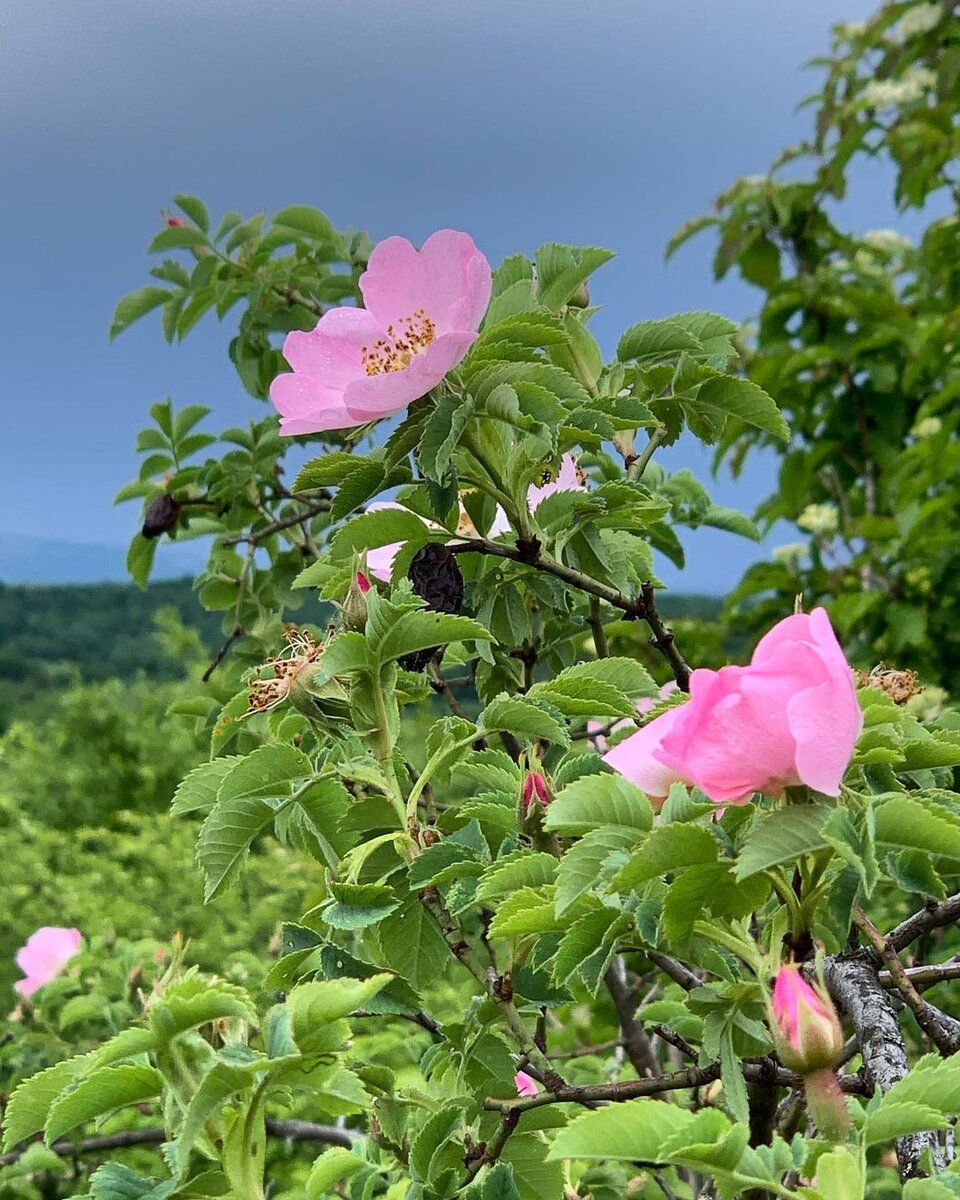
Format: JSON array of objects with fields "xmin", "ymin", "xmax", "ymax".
[
  {"xmin": 356, "ymin": 570, "xmax": 371, "ymax": 594},
  {"xmin": 771, "ymin": 965, "xmax": 844, "ymax": 1073},
  {"xmin": 166, "ymin": 215, "xmax": 186, "ymax": 227},
  {"xmin": 521, "ymin": 770, "xmax": 552, "ymax": 814},
  {"xmin": 515, "ymin": 1070, "xmax": 539, "ymax": 1097}
]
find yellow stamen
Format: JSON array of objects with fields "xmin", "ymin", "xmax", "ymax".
[{"xmin": 360, "ymin": 308, "xmax": 436, "ymax": 376}]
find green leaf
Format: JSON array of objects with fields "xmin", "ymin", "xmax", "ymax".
[
  {"xmin": 614, "ymin": 823, "xmax": 717, "ymax": 888},
  {"xmin": 881, "ymin": 1053, "xmax": 960, "ymax": 1114},
  {"xmin": 556, "ymin": 827, "xmax": 636, "ymax": 914},
  {"xmin": 172, "ymin": 194, "xmax": 210, "ymax": 232},
  {"xmin": 617, "ymin": 317, "xmax": 704, "ymax": 364},
  {"xmin": 902, "ymin": 1180, "xmax": 960, "ymax": 1200},
  {"xmin": 547, "ymin": 1097, "xmax": 693, "ymax": 1161},
  {"xmin": 288, "ymin": 975, "xmax": 393, "ymax": 1034},
  {"xmin": 488, "ymin": 887, "xmax": 563, "ymax": 938},
  {"xmin": 480, "ymin": 695, "xmax": 570, "ymax": 747},
  {"xmin": 419, "ymin": 392, "xmax": 476, "ymax": 481},
  {"xmin": 545, "ymin": 774, "xmax": 653, "ymax": 836},
  {"xmin": 127, "ymin": 534, "xmax": 157, "ymax": 589},
  {"xmin": 272, "ymin": 205, "xmax": 336, "ymax": 241},
  {"xmin": 679, "ymin": 371, "xmax": 790, "ymax": 443},
  {"xmin": 197, "ymin": 793, "xmax": 278, "ymax": 901},
  {"xmin": 323, "ymin": 883, "xmax": 400, "ymax": 930},
  {"xmin": 527, "ymin": 675, "xmax": 637, "ymax": 719},
  {"xmin": 375, "ymin": 609, "xmax": 493, "ymax": 666},
  {"xmin": 110, "ymin": 286, "xmax": 173, "ymax": 339},
  {"xmin": 219, "ymin": 744, "xmax": 313, "ymax": 803},
  {"xmin": 720, "ymin": 1029, "xmax": 750, "ymax": 1123},
  {"xmin": 171, "ymin": 757, "xmax": 242, "ymax": 817},
  {"xmin": 874, "ymin": 796, "xmax": 960, "ymax": 860},
  {"xmin": 149, "ymin": 225, "xmax": 207, "ymax": 252},
  {"xmin": 475, "ymin": 852, "xmax": 559, "ymax": 903},
  {"xmin": 87, "ymin": 1163, "xmax": 173, "ymax": 1200},
  {"xmin": 174, "ymin": 1060, "xmax": 253, "ymax": 1176},
  {"xmin": 863, "ymin": 1101, "xmax": 948, "ymax": 1148},
  {"xmin": 378, "ymin": 897, "xmax": 452, "ymax": 991},
  {"xmin": 408, "ymin": 842, "xmax": 483, "ymax": 889},
  {"xmin": 734, "ymin": 804, "xmax": 832, "ymax": 880},
  {"xmin": 294, "ymin": 451, "xmax": 371, "ymax": 490},
  {"xmin": 45, "ymin": 1065, "xmax": 163, "ymax": 1143},
  {"xmin": 535, "ymin": 244, "xmax": 615, "ymax": 311},
  {"xmin": 330, "ymin": 508, "xmax": 434, "ymax": 559},
  {"xmin": 481, "ymin": 1161, "xmax": 523, "ymax": 1200},
  {"xmin": 2, "ymin": 1055, "xmax": 89, "ymax": 1150},
  {"xmin": 501, "ymin": 1132, "xmax": 566, "ymax": 1200},
  {"xmin": 306, "ymin": 1149, "xmax": 365, "ymax": 1199}
]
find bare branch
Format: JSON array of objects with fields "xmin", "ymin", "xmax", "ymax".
[{"xmin": 887, "ymin": 893, "xmax": 960, "ymax": 953}]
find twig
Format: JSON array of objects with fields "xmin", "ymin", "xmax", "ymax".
[
  {"xmin": 604, "ymin": 959, "xmax": 661, "ymax": 1079},
  {"xmin": 483, "ymin": 1059, "xmax": 867, "ymax": 1114},
  {"xmin": 351, "ymin": 1008, "xmax": 441, "ymax": 1037},
  {"xmin": 202, "ymin": 624, "xmax": 244, "ymax": 682},
  {"xmin": 651, "ymin": 1024, "xmax": 697, "ymax": 1061},
  {"xmin": 854, "ymin": 908, "xmax": 960, "ymax": 1056},
  {"xmin": 221, "ymin": 500, "xmax": 331, "ymax": 547},
  {"xmin": 447, "ymin": 539, "xmax": 691, "ymax": 690},
  {"xmin": 626, "ymin": 424, "xmax": 668, "ymax": 481},
  {"xmin": 887, "ymin": 893, "xmax": 960, "ymax": 953},
  {"xmin": 645, "ymin": 950, "xmax": 703, "ymax": 992},
  {"xmin": 0, "ymin": 1119, "xmax": 357, "ymax": 1168},
  {"xmin": 880, "ymin": 960, "xmax": 960, "ymax": 991}
]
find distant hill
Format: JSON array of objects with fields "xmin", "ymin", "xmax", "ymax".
[{"xmin": 0, "ymin": 532, "xmax": 207, "ymax": 584}]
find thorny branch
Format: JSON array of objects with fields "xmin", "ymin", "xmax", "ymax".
[{"xmin": 448, "ymin": 538, "xmax": 692, "ymax": 690}]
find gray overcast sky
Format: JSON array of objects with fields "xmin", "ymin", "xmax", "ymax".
[{"xmin": 2, "ymin": 0, "xmax": 903, "ymax": 589}]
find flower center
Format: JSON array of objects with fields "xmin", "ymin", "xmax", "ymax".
[{"xmin": 361, "ymin": 309, "xmax": 436, "ymax": 376}]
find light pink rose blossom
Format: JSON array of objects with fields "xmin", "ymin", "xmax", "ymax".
[
  {"xmin": 515, "ymin": 1070, "xmax": 539, "ymax": 1097},
  {"xmin": 14, "ymin": 927, "xmax": 82, "ymax": 998},
  {"xmin": 771, "ymin": 965, "xmax": 844, "ymax": 1072},
  {"xmin": 603, "ymin": 609, "xmax": 862, "ymax": 805},
  {"xmin": 591, "ymin": 682, "xmax": 679, "ymax": 754},
  {"xmin": 271, "ymin": 230, "xmax": 492, "ymax": 435}
]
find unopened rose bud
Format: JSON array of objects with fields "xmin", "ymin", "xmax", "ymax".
[
  {"xmin": 142, "ymin": 493, "xmax": 181, "ymax": 539},
  {"xmin": 521, "ymin": 770, "xmax": 552, "ymax": 815},
  {"xmin": 771, "ymin": 965, "xmax": 844, "ymax": 1073},
  {"xmin": 566, "ymin": 282, "xmax": 590, "ymax": 308},
  {"xmin": 166, "ymin": 215, "xmax": 186, "ymax": 227},
  {"xmin": 515, "ymin": 1070, "xmax": 539, "ymax": 1097},
  {"xmin": 340, "ymin": 570, "xmax": 371, "ymax": 632}
]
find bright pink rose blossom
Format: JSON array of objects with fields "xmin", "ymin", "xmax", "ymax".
[
  {"xmin": 14, "ymin": 927, "xmax": 82, "ymax": 998},
  {"xmin": 271, "ymin": 230, "xmax": 492, "ymax": 435},
  {"xmin": 515, "ymin": 1070, "xmax": 539, "ymax": 1097},
  {"xmin": 771, "ymin": 965, "xmax": 844, "ymax": 1073},
  {"xmin": 604, "ymin": 609, "xmax": 861, "ymax": 805}
]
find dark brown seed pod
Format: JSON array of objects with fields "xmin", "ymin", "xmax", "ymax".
[
  {"xmin": 141, "ymin": 493, "xmax": 181, "ymax": 539},
  {"xmin": 399, "ymin": 543, "xmax": 465, "ymax": 672}
]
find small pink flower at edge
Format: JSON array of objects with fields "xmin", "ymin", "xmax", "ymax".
[
  {"xmin": 271, "ymin": 230, "xmax": 492, "ymax": 436},
  {"xmin": 14, "ymin": 927, "xmax": 82, "ymax": 999},
  {"xmin": 515, "ymin": 1070, "xmax": 539, "ymax": 1097},
  {"xmin": 355, "ymin": 570, "xmax": 371, "ymax": 594}
]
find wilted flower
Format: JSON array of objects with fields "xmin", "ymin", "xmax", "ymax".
[
  {"xmin": 604, "ymin": 609, "xmax": 862, "ymax": 805},
  {"xmin": 142, "ymin": 493, "xmax": 181, "ymax": 539},
  {"xmin": 771, "ymin": 965, "xmax": 844, "ymax": 1073},
  {"xmin": 270, "ymin": 230, "xmax": 492, "ymax": 435},
  {"xmin": 246, "ymin": 629, "xmax": 350, "ymax": 727},
  {"xmin": 14, "ymin": 927, "xmax": 82, "ymax": 998},
  {"xmin": 797, "ymin": 503, "xmax": 839, "ymax": 537},
  {"xmin": 515, "ymin": 1070, "xmax": 539, "ymax": 1097}
]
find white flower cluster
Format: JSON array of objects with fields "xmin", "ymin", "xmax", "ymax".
[
  {"xmin": 912, "ymin": 416, "xmax": 943, "ymax": 438},
  {"xmin": 772, "ymin": 542, "xmax": 808, "ymax": 569},
  {"xmin": 862, "ymin": 228, "xmax": 913, "ymax": 254},
  {"xmin": 862, "ymin": 66, "xmax": 937, "ymax": 108},
  {"xmin": 838, "ymin": 20, "xmax": 868, "ymax": 38},
  {"xmin": 895, "ymin": 3, "xmax": 942, "ymax": 41},
  {"xmin": 797, "ymin": 503, "xmax": 840, "ymax": 537}
]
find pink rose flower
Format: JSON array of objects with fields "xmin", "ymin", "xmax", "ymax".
[
  {"xmin": 590, "ymin": 682, "xmax": 679, "ymax": 754},
  {"xmin": 515, "ymin": 1070, "xmax": 539, "ymax": 1097},
  {"xmin": 271, "ymin": 230, "xmax": 492, "ymax": 435},
  {"xmin": 771, "ymin": 965, "xmax": 844, "ymax": 1073},
  {"xmin": 14, "ymin": 927, "xmax": 82, "ymax": 998},
  {"xmin": 528, "ymin": 454, "xmax": 587, "ymax": 508},
  {"xmin": 603, "ymin": 608, "xmax": 862, "ymax": 805}
]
